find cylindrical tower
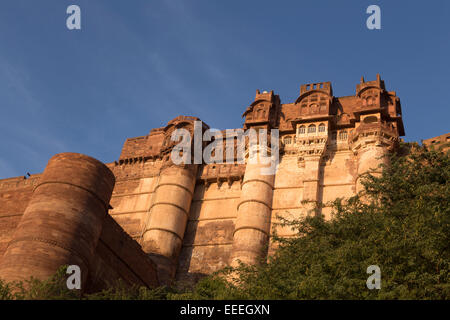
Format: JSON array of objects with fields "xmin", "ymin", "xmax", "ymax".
[
  {"xmin": 230, "ymin": 146, "xmax": 275, "ymax": 267},
  {"xmin": 355, "ymin": 143, "xmax": 388, "ymax": 193},
  {"xmin": 141, "ymin": 164, "xmax": 197, "ymax": 284},
  {"xmin": 0, "ymin": 153, "xmax": 115, "ymax": 288}
]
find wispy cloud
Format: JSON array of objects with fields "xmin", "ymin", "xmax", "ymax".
[
  {"xmin": 0, "ymin": 55, "xmax": 42, "ymax": 115},
  {"xmin": 0, "ymin": 55, "xmax": 69, "ymax": 176}
]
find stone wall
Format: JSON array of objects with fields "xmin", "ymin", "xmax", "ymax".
[
  {"xmin": 0, "ymin": 76, "xmax": 415, "ymax": 288},
  {"xmin": 0, "ymin": 156, "xmax": 158, "ymax": 290}
]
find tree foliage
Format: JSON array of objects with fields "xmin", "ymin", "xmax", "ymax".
[{"xmin": 185, "ymin": 144, "xmax": 450, "ymax": 299}]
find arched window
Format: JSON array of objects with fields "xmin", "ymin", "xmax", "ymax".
[
  {"xmin": 318, "ymin": 123, "xmax": 326, "ymax": 132},
  {"xmin": 308, "ymin": 124, "xmax": 316, "ymax": 133},
  {"xmin": 363, "ymin": 116, "xmax": 378, "ymax": 124},
  {"xmin": 284, "ymin": 136, "xmax": 292, "ymax": 145},
  {"xmin": 298, "ymin": 125, "xmax": 306, "ymax": 134},
  {"xmin": 339, "ymin": 130, "xmax": 348, "ymax": 140}
]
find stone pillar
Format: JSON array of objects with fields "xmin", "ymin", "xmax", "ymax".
[
  {"xmin": 0, "ymin": 153, "xmax": 115, "ymax": 288},
  {"xmin": 230, "ymin": 146, "xmax": 275, "ymax": 266},
  {"xmin": 141, "ymin": 164, "xmax": 197, "ymax": 284}
]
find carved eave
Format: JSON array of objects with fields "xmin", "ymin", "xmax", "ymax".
[
  {"xmin": 294, "ymin": 90, "xmax": 333, "ymax": 105},
  {"xmin": 353, "ymin": 107, "xmax": 384, "ymax": 118},
  {"xmin": 242, "ymin": 98, "xmax": 274, "ymax": 118},
  {"xmin": 348, "ymin": 122, "xmax": 399, "ymax": 154},
  {"xmin": 333, "ymin": 118, "xmax": 357, "ymax": 130},
  {"xmin": 163, "ymin": 117, "xmax": 209, "ymax": 133},
  {"xmin": 290, "ymin": 115, "xmax": 333, "ymax": 124},
  {"xmin": 356, "ymin": 85, "xmax": 385, "ymax": 98}
]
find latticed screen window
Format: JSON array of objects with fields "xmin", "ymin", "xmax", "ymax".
[
  {"xmin": 308, "ymin": 125, "xmax": 316, "ymax": 133},
  {"xmin": 298, "ymin": 126, "xmax": 305, "ymax": 134},
  {"xmin": 339, "ymin": 131, "xmax": 348, "ymax": 140},
  {"xmin": 284, "ymin": 136, "xmax": 292, "ymax": 145},
  {"xmin": 318, "ymin": 123, "xmax": 326, "ymax": 132}
]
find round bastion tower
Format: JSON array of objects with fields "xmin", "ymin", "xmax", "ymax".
[
  {"xmin": 351, "ymin": 117, "xmax": 397, "ymax": 194},
  {"xmin": 230, "ymin": 143, "xmax": 275, "ymax": 267},
  {"xmin": 355, "ymin": 142, "xmax": 388, "ymax": 193},
  {"xmin": 142, "ymin": 163, "xmax": 197, "ymax": 284},
  {"xmin": 0, "ymin": 153, "xmax": 115, "ymax": 287},
  {"xmin": 141, "ymin": 117, "xmax": 201, "ymax": 284}
]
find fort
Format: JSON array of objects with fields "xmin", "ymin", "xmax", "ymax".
[{"xmin": 0, "ymin": 74, "xmax": 441, "ymax": 291}]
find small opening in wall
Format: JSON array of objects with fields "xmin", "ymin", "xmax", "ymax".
[{"xmin": 363, "ymin": 116, "xmax": 378, "ymax": 124}]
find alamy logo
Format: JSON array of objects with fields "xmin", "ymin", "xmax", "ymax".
[
  {"xmin": 170, "ymin": 121, "xmax": 279, "ymax": 175},
  {"xmin": 66, "ymin": 5, "xmax": 81, "ymax": 30},
  {"xmin": 366, "ymin": 265, "xmax": 381, "ymax": 289},
  {"xmin": 66, "ymin": 265, "xmax": 81, "ymax": 290},
  {"xmin": 366, "ymin": 5, "xmax": 381, "ymax": 30}
]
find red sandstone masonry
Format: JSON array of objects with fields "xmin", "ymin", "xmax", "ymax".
[
  {"xmin": 0, "ymin": 153, "xmax": 158, "ymax": 290},
  {"xmin": 1, "ymin": 76, "xmax": 440, "ymax": 288},
  {"xmin": 0, "ymin": 153, "xmax": 116, "ymax": 286}
]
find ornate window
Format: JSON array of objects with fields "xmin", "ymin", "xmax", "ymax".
[
  {"xmin": 338, "ymin": 130, "xmax": 348, "ymax": 140},
  {"xmin": 318, "ymin": 123, "xmax": 326, "ymax": 132},
  {"xmin": 284, "ymin": 136, "xmax": 292, "ymax": 145},
  {"xmin": 298, "ymin": 125, "xmax": 306, "ymax": 134},
  {"xmin": 308, "ymin": 124, "xmax": 316, "ymax": 133}
]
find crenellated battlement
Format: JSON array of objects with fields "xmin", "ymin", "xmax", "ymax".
[{"xmin": 300, "ymin": 81, "xmax": 333, "ymax": 96}]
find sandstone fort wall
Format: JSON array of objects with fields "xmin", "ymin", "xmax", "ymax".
[{"xmin": 0, "ymin": 76, "xmax": 424, "ymax": 288}]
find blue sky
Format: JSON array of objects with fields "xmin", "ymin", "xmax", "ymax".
[{"xmin": 0, "ymin": 0, "xmax": 449, "ymax": 178}]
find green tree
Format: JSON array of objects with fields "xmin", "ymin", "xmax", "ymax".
[
  {"xmin": 188, "ymin": 144, "xmax": 450, "ymax": 299},
  {"xmin": 0, "ymin": 266, "xmax": 81, "ymax": 300}
]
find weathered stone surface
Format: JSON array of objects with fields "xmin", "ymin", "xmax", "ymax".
[
  {"xmin": 3, "ymin": 76, "xmax": 442, "ymax": 289},
  {"xmin": 0, "ymin": 153, "xmax": 158, "ymax": 291}
]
